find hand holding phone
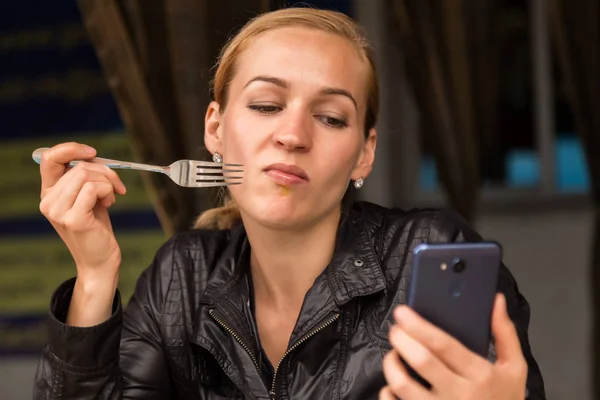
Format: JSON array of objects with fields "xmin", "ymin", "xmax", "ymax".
[{"xmin": 381, "ymin": 242, "xmax": 530, "ymax": 399}]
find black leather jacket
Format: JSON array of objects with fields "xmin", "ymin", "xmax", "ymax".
[{"xmin": 33, "ymin": 202, "xmax": 546, "ymax": 399}]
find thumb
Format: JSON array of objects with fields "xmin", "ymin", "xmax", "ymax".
[{"xmin": 491, "ymin": 293, "xmax": 523, "ymax": 364}]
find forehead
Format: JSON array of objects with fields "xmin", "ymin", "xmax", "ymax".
[{"xmin": 233, "ymin": 27, "xmax": 367, "ymax": 101}]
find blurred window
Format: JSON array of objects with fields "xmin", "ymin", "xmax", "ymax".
[{"xmin": 418, "ymin": 0, "xmax": 588, "ymax": 197}]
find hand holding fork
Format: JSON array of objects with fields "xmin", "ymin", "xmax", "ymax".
[{"xmin": 33, "ymin": 142, "xmax": 243, "ymax": 328}]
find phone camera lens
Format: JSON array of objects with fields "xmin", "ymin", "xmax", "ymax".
[{"xmin": 452, "ymin": 259, "xmax": 466, "ymax": 273}]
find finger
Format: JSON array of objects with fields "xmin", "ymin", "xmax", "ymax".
[
  {"xmin": 388, "ymin": 325, "xmax": 455, "ymax": 391},
  {"xmin": 48, "ymin": 161, "xmax": 126, "ymax": 199},
  {"xmin": 41, "ymin": 166, "xmax": 120, "ymax": 219},
  {"xmin": 382, "ymin": 350, "xmax": 433, "ymax": 400},
  {"xmin": 378, "ymin": 386, "xmax": 398, "ymax": 400},
  {"xmin": 41, "ymin": 169, "xmax": 109, "ymax": 220},
  {"xmin": 63, "ymin": 162, "xmax": 126, "ymax": 195},
  {"xmin": 491, "ymin": 293, "xmax": 525, "ymax": 364},
  {"xmin": 63, "ymin": 182, "xmax": 115, "ymax": 229},
  {"xmin": 394, "ymin": 305, "xmax": 488, "ymax": 377},
  {"xmin": 40, "ymin": 142, "xmax": 96, "ymax": 192}
]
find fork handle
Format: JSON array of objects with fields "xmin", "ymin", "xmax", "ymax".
[{"xmin": 32, "ymin": 147, "xmax": 168, "ymax": 175}]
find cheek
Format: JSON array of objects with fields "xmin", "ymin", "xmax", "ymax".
[
  {"xmin": 317, "ymin": 141, "xmax": 361, "ymax": 181},
  {"xmin": 220, "ymin": 114, "xmax": 254, "ymax": 162}
]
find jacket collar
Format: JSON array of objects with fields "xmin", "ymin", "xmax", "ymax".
[
  {"xmin": 200, "ymin": 208, "xmax": 386, "ymax": 308},
  {"xmin": 326, "ymin": 210, "xmax": 387, "ymax": 304}
]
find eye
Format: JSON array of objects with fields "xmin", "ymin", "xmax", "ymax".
[
  {"xmin": 317, "ymin": 115, "xmax": 348, "ymax": 129},
  {"xmin": 248, "ymin": 104, "xmax": 282, "ymax": 115}
]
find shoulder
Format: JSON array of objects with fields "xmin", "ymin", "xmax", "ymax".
[
  {"xmin": 160, "ymin": 227, "xmax": 233, "ymax": 257},
  {"xmin": 349, "ymin": 201, "xmax": 483, "ymax": 245},
  {"xmin": 151, "ymin": 226, "xmax": 237, "ymax": 278},
  {"xmin": 132, "ymin": 227, "xmax": 237, "ymax": 304}
]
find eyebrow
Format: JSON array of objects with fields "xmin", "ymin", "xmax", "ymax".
[
  {"xmin": 320, "ymin": 87, "xmax": 358, "ymax": 110},
  {"xmin": 244, "ymin": 75, "xmax": 289, "ymax": 89},
  {"xmin": 244, "ymin": 75, "xmax": 358, "ymax": 110}
]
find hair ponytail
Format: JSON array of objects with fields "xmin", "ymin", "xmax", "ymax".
[{"xmin": 194, "ymin": 197, "xmax": 241, "ymax": 230}]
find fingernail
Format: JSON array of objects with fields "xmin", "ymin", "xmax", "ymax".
[
  {"xmin": 394, "ymin": 306, "xmax": 408, "ymax": 322},
  {"xmin": 497, "ymin": 293, "xmax": 506, "ymax": 309},
  {"xmin": 83, "ymin": 145, "xmax": 96, "ymax": 154}
]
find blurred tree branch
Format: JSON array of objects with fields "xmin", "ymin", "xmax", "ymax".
[
  {"xmin": 391, "ymin": 0, "xmax": 500, "ymax": 222},
  {"xmin": 77, "ymin": 0, "xmax": 270, "ymax": 235}
]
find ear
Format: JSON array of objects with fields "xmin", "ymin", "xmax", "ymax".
[
  {"xmin": 204, "ymin": 101, "xmax": 222, "ymax": 154},
  {"xmin": 352, "ymin": 128, "xmax": 377, "ymax": 180}
]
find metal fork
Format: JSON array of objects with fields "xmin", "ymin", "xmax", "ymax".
[{"xmin": 32, "ymin": 147, "xmax": 243, "ymax": 188}]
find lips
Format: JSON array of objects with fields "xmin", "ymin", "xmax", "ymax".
[{"xmin": 264, "ymin": 163, "xmax": 309, "ymax": 185}]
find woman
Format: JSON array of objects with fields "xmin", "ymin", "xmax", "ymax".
[{"xmin": 33, "ymin": 7, "xmax": 545, "ymax": 400}]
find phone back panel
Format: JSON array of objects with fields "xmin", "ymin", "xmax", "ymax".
[{"xmin": 408, "ymin": 242, "xmax": 502, "ymax": 357}]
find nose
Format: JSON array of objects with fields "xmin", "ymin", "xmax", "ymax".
[{"xmin": 271, "ymin": 111, "xmax": 312, "ymax": 152}]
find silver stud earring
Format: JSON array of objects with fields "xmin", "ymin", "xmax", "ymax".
[
  {"xmin": 354, "ymin": 177, "xmax": 364, "ymax": 189},
  {"xmin": 212, "ymin": 152, "xmax": 223, "ymax": 164}
]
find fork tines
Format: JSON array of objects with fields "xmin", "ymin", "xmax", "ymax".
[{"xmin": 195, "ymin": 164, "xmax": 243, "ymax": 186}]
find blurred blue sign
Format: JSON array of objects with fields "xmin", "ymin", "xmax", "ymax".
[{"xmin": 0, "ymin": 0, "xmax": 122, "ymax": 140}]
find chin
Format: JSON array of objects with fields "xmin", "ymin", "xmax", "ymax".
[
  {"xmin": 251, "ymin": 216, "xmax": 302, "ymax": 231},
  {"xmin": 233, "ymin": 183, "xmax": 343, "ymax": 230},
  {"xmin": 239, "ymin": 196, "xmax": 312, "ymax": 231}
]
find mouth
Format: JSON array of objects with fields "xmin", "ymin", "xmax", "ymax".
[{"xmin": 264, "ymin": 163, "xmax": 309, "ymax": 185}]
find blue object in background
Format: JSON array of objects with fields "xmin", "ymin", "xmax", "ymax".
[
  {"xmin": 505, "ymin": 150, "xmax": 540, "ymax": 187},
  {"xmin": 419, "ymin": 155, "xmax": 438, "ymax": 192},
  {"xmin": 555, "ymin": 135, "xmax": 590, "ymax": 191},
  {"xmin": 418, "ymin": 135, "xmax": 590, "ymax": 192}
]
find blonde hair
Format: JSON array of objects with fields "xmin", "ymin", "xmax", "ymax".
[{"xmin": 194, "ymin": 7, "xmax": 379, "ymax": 230}]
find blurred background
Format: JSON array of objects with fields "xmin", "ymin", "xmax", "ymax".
[{"xmin": 0, "ymin": 0, "xmax": 597, "ymax": 398}]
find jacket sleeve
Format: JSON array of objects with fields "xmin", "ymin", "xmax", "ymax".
[
  {"xmin": 430, "ymin": 209, "xmax": 547, "ymax": 400},
  {"xmin": 33, "ymin": 242, "xmax": 175, "ymax": 399}
]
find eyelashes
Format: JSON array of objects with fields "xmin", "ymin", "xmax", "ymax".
[
  {"xmin": 247, "ymin": 104, "xmax": 349, "ymax": 129},
  {"xmin": 248, "ymin": 104, "xmax": 281, "ymax": 115},
  {"xmin": 316, "ymin": 115, "xmax": 348, "ymax": 129}
]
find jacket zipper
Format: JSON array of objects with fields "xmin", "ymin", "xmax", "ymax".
[
  {"xmin": 208, "ymin": 309, "xmax": 261, "ymax": 375},
  {"xmin": 269, "ymin": 313, "xmax": 340, "ymax": 400}
]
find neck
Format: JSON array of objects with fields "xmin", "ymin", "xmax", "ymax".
[{"xmin": 243, "ymin": 208, "xmax": 341, "ymax": 312}]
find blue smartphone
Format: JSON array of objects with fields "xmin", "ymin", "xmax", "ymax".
[{"xmin": 408, "ymin": 242, "xmax": 502, "ymax": 357}]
